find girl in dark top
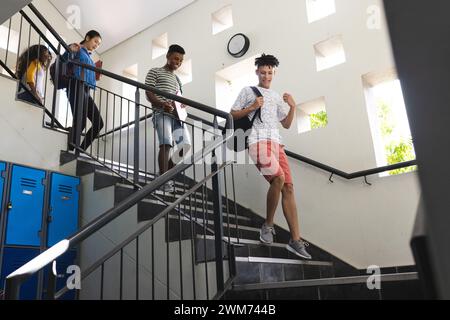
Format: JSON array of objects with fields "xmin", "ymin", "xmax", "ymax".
[{"xmin": 64, "ymin": 30, "xmax": 104, "ymax": 152}]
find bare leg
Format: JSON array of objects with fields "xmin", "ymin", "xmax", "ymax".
[
  {"xmin": 281, "ymin": 183, "xmax": 301, "ymax": 241},
  {"xmin": 266, "ymin": 175, "xmax": 285, "ymax": 225}
]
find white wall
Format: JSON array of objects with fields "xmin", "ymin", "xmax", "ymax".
[
  {"xmin": 0, "ymin": 75, "xmax": 67, "ymax": 170},
  {"xmin": 61, "ymin": 0, "xmax": 420, "ymax": 269}
]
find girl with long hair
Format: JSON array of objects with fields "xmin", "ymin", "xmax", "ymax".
[{"xmin": 16, "ymin": 44, "xmax": 52, "ymax": 104}]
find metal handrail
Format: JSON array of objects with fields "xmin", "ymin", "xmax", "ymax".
[
  {"xmin": 5, "ymin": 118, "xmax": 233, "ymax": 299},
  {"xmin": 53, "ymin": 161, "xmax": 233, "ymax": 300},
  {"xmin": 68, "ymin": 60, "xmax": 230, "ymax": 120},
  {"xmin": 192, "ymin": 116, "xmax": 418, "ymax": 180},
  {"xmin": 27, "ymin": 3, "xmax": 71, "ymax": 53}
]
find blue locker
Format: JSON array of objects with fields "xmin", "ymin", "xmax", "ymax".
[
  {"xmin": 0, "ymin": 247, "xmax": 40, "ymax": 300},
  {"xmin": 47, "ymin": 173, "xmax": 79, "ymax": 247},
  {"xmin": 43, "ymin": 250, "xmax": 77, "ymax": 300},
  {"xmin": 0, "ymin": 162, "xmax": 5, "ymax": 213},
  {"xmin": 5, "ymin": 165, "xmax": 46, "ymax": 247}
]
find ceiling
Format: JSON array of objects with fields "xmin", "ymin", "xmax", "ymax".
[{"xmin": 49, "ymin": 0, "xmax": 196, "ymax": 54}]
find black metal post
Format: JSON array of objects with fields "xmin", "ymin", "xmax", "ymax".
[
  {"xmin": 134, "ymin": 88, "xmax": 140, "ymax": 187},
  {"xmin": 45, "ymin": 267, "xmax": 57, "ymax": 300},
  {"xmin": 211, "ymin": 119, "xmax": 224, "ymax": 293},
  {"xmin": 74, "ymin": 81, "xmax": 84, "ymax": 157},
  {"xmin": 4, "ymin": 277, "xmax": 22, "ymax": 300}
]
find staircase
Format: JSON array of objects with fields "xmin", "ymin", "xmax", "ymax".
[
  {"xmin": 0, "ymin": 3, "xmax": 426, "ymax": 300},
  {"xmin": 57, "ymin": 153, "xmax": 424, "ymax": 300}
]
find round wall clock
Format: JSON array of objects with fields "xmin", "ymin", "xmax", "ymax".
[{"xmin": 227, "ymin": 33, "xmax": 250, "ymax": 58}]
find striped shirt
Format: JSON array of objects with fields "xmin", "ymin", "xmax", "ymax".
[{"xmin": 145, "ymin": 67, "xmax": 182, "ymax": 106}]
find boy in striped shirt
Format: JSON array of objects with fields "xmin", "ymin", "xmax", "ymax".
[{"xmin": 145, "ymin": 45, "xmax": 191, "ymax": 191}]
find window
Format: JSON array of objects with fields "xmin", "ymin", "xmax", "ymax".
[
  {"xmin": 152, "ymin": 33, "xmax": 168, "ymax": 60},
  {"xmin": 362, "ymin": 68, "xmax": 416, "ymax": 175},
  {"xmin": 175, "ymin": 59, "xmax": 192, "ymax": 85},
  {"xmin": 306, "ymin": 0, "xmax": 336, "ymax": 23},
  {"xmin": 122, "ymin": 64, "xmax": 139, "ymax": 124},
  {"xmin": 297, "ymin": 97, "xmax": 328, "ymax": 133},
  {"xmin": 314, "ymin": 35, "xmax": 346, "ymax": 72},
  {"xmin": 212, "ymin": 5, "xmax": 233, "ymax": 35},
  {"xmin": 215, "ymin": 55, "xmax": 259, "ymax": 113},
  {"xmin": 0, "ymin": 24, "xmax": 19, "ymax": 54}
]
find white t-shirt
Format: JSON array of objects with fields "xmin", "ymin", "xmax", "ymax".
[{"xmin": 231, "ymin": 86, "xmax": 290, "ymax": 145}]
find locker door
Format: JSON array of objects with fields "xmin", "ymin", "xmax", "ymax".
[
  {"xmin": 0, "ymin": 162, "xmax": 5, "ymax": 213},
  {"xmin": 0, "ymin": 247, "xmax": 40, "ymax": 300},
  {"xmin": 5, "ymin": 165, "xmax": 46, "ymax": 247},
  {"xmin": 47, "ymin": 174, "xmax": 79, "ymax": 247}
]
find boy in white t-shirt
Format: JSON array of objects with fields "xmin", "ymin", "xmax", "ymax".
[{"xmin": 231, "ymin": 54, "xmax": 311, "ymax": 259}]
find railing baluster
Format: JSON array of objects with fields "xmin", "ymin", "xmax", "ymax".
[
  {"xmin": 231, "ymin": 164, "xmax": 240, "ymax": 244},
  {"xmin": 111, "ymin": 94, "xmax": 116, "ymax": 172},
  {"xmin": 97, "ymin": 89, "xmax": 103, "ymax": 160},
  {"xmin": 153, "ymin": 109, "xmax": 156, "ymax": 180},
  {"xmin": 166, "ymin": 214, "xmax": 170, "ymax": 300},
  {"xmin": 50, "ymin": 44, "xmax": 61, "ymax": 129},
  {"xmin": 26, "ymin": 23, "xmax": 31, "ymax": 81},
  {"xmin": 74, "ymin": 80, "xmax": 85, "ymax": 156},
  {"xmin": 100, "ymin": 263, "xmax": 104, "ymax": 300},
  {"xmin": 119, "ymin": 97, "xmax": 123, "ymax": 175},
  {"xmin": 90, "ymin": 86, "xmax": 97, "ymax": 155},
  {"xmin": 211, "ymin": 116, "xmax": 225, "ymax": 293},
  {"xmin": 191, "ymin": 124, "xmax": 197, "ymax": 300},
  {"xmin": 127, "ymin": 100, "xmax": 130, "ymax": 178},
  {"xmin": 151, "ymin": 225, "xmax": 155, "ymax": 300},
  {"xmin": 120, "ymin": 248, "xmax": 123, "ymax": 300},
  {"xmin": 224, "ymin": 165, "xmax": 231, "ymax": 244},
  {"xmin": 202, "ymin": 129, "xmax": 209, "ymax": 300},
  {"xmin": 5, "ymin": 18, "xmax": 12, "ymax": 66},
  {"xmin": 15, "ymin": 15, "xmax": 23, "ymax": 76},
  {"xmin": 145, "ymin": 106, "xmax": 148, "ymax": 184},
  {"xmin": 188, "ymin": 192, "xmax": 197, "ymax": 300},
  {"xmin": 134, "ymin": 88, "xmax": 140, "ymax": 187},
  {"xmin": 178, "ymin": 170, "xmax": 184, "ymax": 300},
  {"xmin": 136, "ymin": 237, "xmax": 139, "ymax": 300},
  {"xmin": 104, "ymin": 93, "xmax": 109, "ymax": 165},
  {"xmin": 42, "ymin": 36, "xmax": 49, "ymax": 107}
]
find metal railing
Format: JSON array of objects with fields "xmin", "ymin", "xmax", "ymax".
[
  {"xmin": 188, "ymin": 116, "xmax": 418, "ymax": 183},
  {"xmin": 2, "ymin": 3, "xmax": 242, "ymax": 300}
]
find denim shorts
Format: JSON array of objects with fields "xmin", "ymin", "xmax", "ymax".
[{"xmin": 152, "ymin": 112, "xmax": 192, "ymax": 147}]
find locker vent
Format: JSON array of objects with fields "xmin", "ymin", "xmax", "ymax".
[
  {"xmin": 20, "ymin": 178, "xmax": 37, "ymax": 188},
  {"xmin": 58, "ymin": 185, "xmax": 73, "ymax": 195}
]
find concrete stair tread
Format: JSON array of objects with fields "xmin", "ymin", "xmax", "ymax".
[{"xmin": 232, "ymin": 272, "xmax": 420, "ymax": 291}]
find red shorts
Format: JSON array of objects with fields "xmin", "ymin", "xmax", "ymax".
[{"xmin": 249, "ymin": 140, "xmax": 293, "ymax": 185}]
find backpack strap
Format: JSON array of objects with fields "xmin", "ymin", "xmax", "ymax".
[{"xmin": 250, "ymin": 86, "xmax": 263, "ymax": 123}]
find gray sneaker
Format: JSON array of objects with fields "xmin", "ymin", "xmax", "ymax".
[
  {"xmin": 161, "ymin": 180, "xmax": 174, "ymax": 193},
  {"xmin": 287, "ymin": 239, "xmax": 312, "ymax": 260},
  {"xmin": 260, "ymin": 223, "xmax": 276, "ymax": 244}
]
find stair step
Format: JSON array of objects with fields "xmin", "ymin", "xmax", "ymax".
[
  {"xmin": 235, "ymin": 256, "xmax": 333, "ymax": 267},
  {"xmin": 226, "ymin": 272, "xmax": 424, "ymax": 300},
  {"xmin": 232, "ymin": 272, "xmax": 419, "ymax": 291}
]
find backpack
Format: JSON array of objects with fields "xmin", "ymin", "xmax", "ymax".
[
  {"xmin": 223, "ymin": 86, "xmax": 263, "ymax": 152},
  {"xmin": 49, "ymin": 59, "xmax": 74, "ymax": 90}
]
